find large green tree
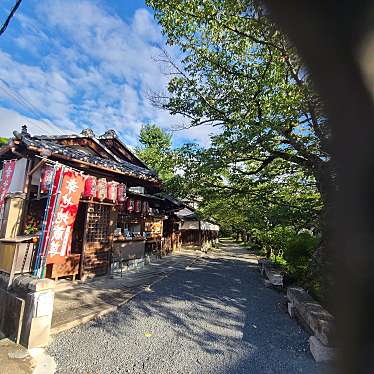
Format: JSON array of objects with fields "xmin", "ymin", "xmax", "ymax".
[
  {"xmin": 148, "ymin": 0, "xmax": 332, "ymax": 290},
  {"xmin": 136, "ymin": 124, "xmax": 175, "ymax": 181}
]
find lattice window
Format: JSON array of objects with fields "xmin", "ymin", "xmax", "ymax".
[{"xmin": 86, "ymin": 204, "xmax": 110, "ymax": 243}]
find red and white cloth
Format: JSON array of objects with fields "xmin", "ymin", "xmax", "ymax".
[
  {"xmin": 46, "ymin": 169, "xmax": 85, "ymax": 262},
  {"xmin": 0, "ymin": 160, "xmax": 16, "ymax": 208}
]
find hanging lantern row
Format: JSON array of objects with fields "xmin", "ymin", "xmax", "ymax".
[
  {"xmin": 80, "ymin": 175, "xmax": 124, "ymax": 203},
  {"xmin": 40, "ymin": 164, "xmax": 149, "ymax": 213}
]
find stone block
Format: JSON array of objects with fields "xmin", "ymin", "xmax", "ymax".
[
  {"xmin": 266, "ymin": 269, "xmax": 283, "ymax": 286},
  {"xmin": 20, "ymin": 289, "xmax": 54, "ymax": 349},
  {"xmin": 12, "ymin": 275, "xmax": 55, "ymax": 293},
  {"xmin": 262, "ymin": 263, "xmax": 283, "ymax": 286},
  {"xmin": 309, "ymin": 335, "xmax": 336, "ymax": 362},
  {"xmin": 0, "ymin": 288, "xmax": 25, "ymax": 344},
  {"xmin": 288, "ymin": 302, "xmax": 295, "ymax": 318},
  {"xmin": 264, "ymin": 279, "xmax": 272, "ymax": 287},
  {"xmin": 26, "ymin": 315, "xmax": 53, "ymax": 349},
  {"xmin": 0, "ymin": 273, "xmax": 10, "ymax": 290},
  {"xmin": 287, "ymin": 286, "xmax": 335, "ymax": 346},
  {"xmin": 287, "ymin": 287, "xmax": 314, "ymax": 304}
]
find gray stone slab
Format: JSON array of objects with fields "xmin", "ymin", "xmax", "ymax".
[
  {"xmin": 309, "ymin": 335, "xmax": 336, "ymax": 362},
  {"xmin": 288, "ymin": 302, "xmax": 296, "ymax": 318},
  {"xmin": 287, "ymin": 287, "xmax": 335, "ymax": 346},
  {"xmin": 0, "ymin": 288, "xmax": 25, "ymax": 344}
]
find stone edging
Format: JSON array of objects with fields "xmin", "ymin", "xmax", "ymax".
[
  {"xmin": 257, "ymin": 258, "xmax": 284, "ymax": 287},
  {"xmin": 287, "ymin": 286, "xmax": 336, "ymax": 362}
]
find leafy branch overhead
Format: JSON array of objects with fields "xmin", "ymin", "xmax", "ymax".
[
  {"xmin": 146, "ymin": 0, "xmax": 335, "ymax": 297},
  {"xmin": 147, "ymin": 0, "xmax": 332, "ymax": 202}
]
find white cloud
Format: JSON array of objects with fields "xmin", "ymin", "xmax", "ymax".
[
  {"xmin": 0, "ymin": 0, "xmax": 217, "ymax": 148},
  {"xmin": 0, "ymin": 107, "xmax": 74, "ymax": 137}
]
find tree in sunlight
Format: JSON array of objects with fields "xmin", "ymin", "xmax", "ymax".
[{"xmin": 148, "ymin": 0, "xmax": 331, "ymax": 298}]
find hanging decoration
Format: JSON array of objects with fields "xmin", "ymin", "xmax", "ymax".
[
  {"xmin": 34, "ymin": 164, "xmax": 63, "ymax": 277},
  {"xmin": 96, "ymin": 178, "xmax": 107, "ymax": 201},
  {"xmin": 83, "ymin": 176, "xmax": 97, "ymax": 198},
  {"xmin": 46, "ymin": 169, "xmax": 85, "ymax": 263},
  {"xmin": 117, "ymin": 183, "xmax": 126, "ymax": 203},
  {"xmin": 40, "ymin": 164, "xmax": 54, "ymax": 193},
  {"xmin": 134, "ymin": 199, "xmax": 142, "ymax": 213},
  {"xmin": 127, "ymin": 197, "xmax": 135, "ymax": 212},
  {"xmin": 142, "ymin": 200, "xmax": 149, "ymax": 215},
  {"xmin": 107, "ymin": 181, "xmax": 118, "ymax": 203},
  {"xmin": 0, "ymin": 159, "xmax": 16, "ymax": 209}
]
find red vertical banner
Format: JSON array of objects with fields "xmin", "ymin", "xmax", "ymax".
[
  {"xmin": 0, "ymin": 160, "xmax": 16, "ymax": 208},
  {"xmin": 46, "ymin": 170, "xmax": 85, "ymax": 262}
]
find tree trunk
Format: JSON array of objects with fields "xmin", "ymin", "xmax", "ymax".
[{"xmin": 306, "ymin": 161, "xmax": 335, "ymax": 303}]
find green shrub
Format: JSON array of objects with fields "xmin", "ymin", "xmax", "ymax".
[{"xmin": 283, "ymin": 232, "xmax": 320, "ymax": 280}]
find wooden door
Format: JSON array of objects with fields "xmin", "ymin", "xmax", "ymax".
[{"xmin": 83, "ymin": 203, "xmax": 113, "ymax": 277}]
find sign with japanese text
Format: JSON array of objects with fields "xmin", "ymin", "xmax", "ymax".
[
  {"xmin": 46, "ymin": 170, "xmax": 84, "ymax": 263},
  {"xmin": 0, "ymin": 160, "xmax": 16, "ymax": 208}
]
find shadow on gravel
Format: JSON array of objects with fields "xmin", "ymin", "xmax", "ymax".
[{"xmin": 87, "ymin": 255, "xmax": 324, "ymax": 374}]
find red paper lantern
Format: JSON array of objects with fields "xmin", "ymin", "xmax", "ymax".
[
  {"xmin": 107, "ymin": 181, "xmax": 118, "ymax": 203},
  {"xmin": 117, "ymin": 183, "xmax": 126, "ymax": 203},
  {"xmin": 40, "ymin": 165, "xmax": 54, "ymax": 193},
  {"xmin": 134, "ymin": 199, "xmax": 142, "ymax": 213},
  {"xmin": 127, "ymin": 197, "xmax": 134, "ymax": 212},
  {"xmin": 142, "ymin": 201, "xmax": 149, "ymax": 214},
  {"xmin": 96, "ymin": 178, "xmax": 107, "ymax": 201},
  {"xmin": 83, "ymin": 176, "xmax": 97, "ymax": 198}
]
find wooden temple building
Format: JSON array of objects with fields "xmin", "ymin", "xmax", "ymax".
[{"xmin": 0, "ymin": 126, "xmax": 219, "ymax": 284}]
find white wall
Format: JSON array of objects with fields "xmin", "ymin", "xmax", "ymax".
[
  {"xmin": 180, "ymin": 220, "xmax": 219, "ymax": 231},
  {"xmin": 8, "ymin": 158, "xmax": 27, "ymax": 193}
]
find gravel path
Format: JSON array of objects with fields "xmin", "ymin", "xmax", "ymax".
[{"xmin": 48, "ymin": 240, "xmax": 324, "ymax": 374}]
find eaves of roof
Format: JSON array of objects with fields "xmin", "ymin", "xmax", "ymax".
[{"xmin": 14, "ymin": 133, "xmax": 160, "ymax": 183}]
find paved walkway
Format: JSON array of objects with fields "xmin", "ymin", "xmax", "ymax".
[
  {"xmin": 48, "ymin": 240, "xmax": 324, "ymax": 373},
  {"xmin": 51, "ymin": 251, "xmax": 199, "ymax": 334}
]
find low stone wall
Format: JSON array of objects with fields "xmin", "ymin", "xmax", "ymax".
[
  {"xmin": 258, "ymin": 259, "xmax": 284, "ymax": 287},
  {"xmin": 287, "ymin": 286, "xmax": 336, "ymax": 362},
  {"xmin": 0, "ymin": 274, "xmax": 55, "ymax": 349}
]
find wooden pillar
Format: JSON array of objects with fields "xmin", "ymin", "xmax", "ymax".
[{"xmin": 79, "ymin": 202, "xmax": 89, "ymax": 280}]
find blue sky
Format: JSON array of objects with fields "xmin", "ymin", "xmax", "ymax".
[{"xmin": 0, "ymin": 0, "xmax": 216, "ymax": 147}]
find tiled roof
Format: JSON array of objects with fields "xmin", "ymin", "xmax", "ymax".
[
  {"xmin": 175, "ymin": 207, "xmax": 198, "ymax": 220},
  {"xmin": 15, "ymin": 133, "xmax": 160, "ymax": 183}
]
